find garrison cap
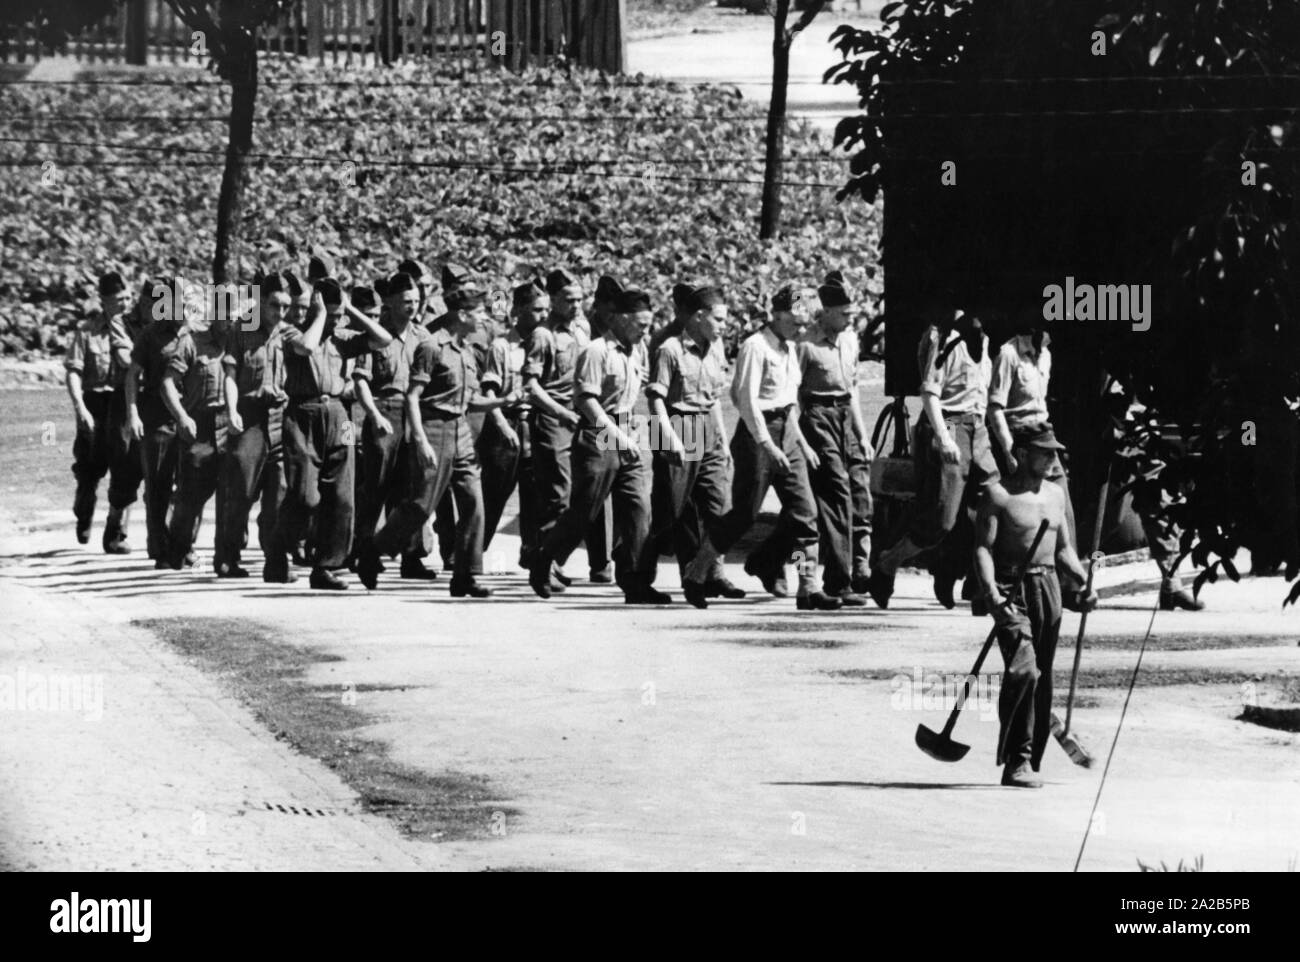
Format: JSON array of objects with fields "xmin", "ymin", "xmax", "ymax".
[
  {"xmin": 772, "ymin": 286, "xmax": 798, "ymax": 313},
  {"xmin": 98, "ymin": 271, "xmax": 127, "ymax": 297},
  {"xmin": 351, "ymin": 286, "xmax": 380, "ymax": 312},
  {"xmin": 514, "ymin": 280, "xmax": 549, "ymax": 308},
  {"xmin": 441, "ymin": 262, "xmax": 472, "ymax": 291},
  {"xmin": 307, "ymin": 252, "xmax": 335, "ymax": 282},
  {"xmin": 614, "ymin": 289, "xmax": 652, "ymax": 314},
  {"xmin": 684, "ymin": 285, "xmax": 724, "ymax": 315},
  {"xmin": 545, "ymin": 268, "xmax": 581, "ymax": 296},
  {"xmin": 398, "ymin": 258, "xmax": 432, "ymax": 283},
  {"xmin": 594, "ymin": 275, "xmax": 624, "ymax": 304},
  {"xmin": 316, "ymin": 277, "xmax": 344, "ymax": 307},
  {"xmin": 817, "ymin": 270, "xmax": 852, "ymax": 309},
  {"xmin": 385, "ymin": 271, "xmax": 419, "ymax": 296}
]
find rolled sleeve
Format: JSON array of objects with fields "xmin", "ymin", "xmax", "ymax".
[
  {"xmin": 281, "ymin": 325, "xmax": 311, "ymax": 357},
  {"xmin": 408, "ymin": 340, "xmax": 434, "ymax": 388},
  {"xmin": 988, "ymin": 347, "xmax": 1014, "ymax": 408},
  {"xmin": 522, "ymin": 328, "xmax": 551, "ymax": 383},
  {"xmin": 166, "ymin": 334, "xmax": 196, "ymax": 379},
  {"xmin": 573, "ymin": 342, "xmax": 604, "ymax": 399},
  {"xmin": 646, "ymin": 341, "xmax": 679, "ymax": 400},
  {"xmin": 64, "ymin": 329, "xmax": 86, "ymax": 374},
  {"xmin": 352, "ymin": 352, "xmax": 373, "ymax": 383},
  {"xmin": 919, "ymin": 336, "xmax": 945, "ymax": 397},
  {"xmin": 479, "ymin": 341, "xmax": 505, "ymax": 393}
]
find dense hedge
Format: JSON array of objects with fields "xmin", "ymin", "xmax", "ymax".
[{"xmin": 0, "ymin": 59, "xmax": 880, "ymax": 358}]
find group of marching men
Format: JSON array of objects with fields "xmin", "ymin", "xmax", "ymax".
[
  {"xmin": 70, "ymin": 256, "xmax": 1216, "ymax": 786},
  {"xmin": 65, "ymin": 259, "xmax": 884, "ymax": 608}
]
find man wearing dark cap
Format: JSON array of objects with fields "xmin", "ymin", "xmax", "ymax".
[
  {"xmin": 271, "ymin": 278, "xmax": 392, "ymax": 588},
  {"xmin": 646, "ymin": 282, "xmax": 693, "ymax": 360},
  {"xmin": 477, "ymin": 281, "xmax": 542, "ymax": 561},
  {"xmin": 530, "ymin": 289, "xmax": 666, "ymax": 604},
  {"xmin": 357, "ymin": 283, "xmax": 513, "ymax": 598},
  {"xmin": 683, "ymin": 286, "xmax": 842, "ymax": 610},
  {"xmin": 588, "ymin": 274, "xmax": 622, "ymax": 340},
  {"xmin": 352, "ymin": 273, "xmax": 437, "ymax": 579},
  {"xmin": 547, "ymin": 268, "xmax": 589, "ymax": 341},
  {"xmin": 797, "ymin": 271, "xmax": 873, "ymax": 606},
  {"xmin": 159, "ymin": 279, "xmax": 231, "ymax": 570},
  {"xmin": 125, "ymin": 278, "xmax": 190, "ymax": 565},
  {"xmin": 974, "ymin": 424, "xmax": 1097, "ymax": 787},
  {"xmin": 644, "ymin": 285, "xmax": 746, "ymax": 603},
  {"xmin": 215, "ymin": 272, "xmax": 293, "ymax": 578},
  {"xmin": 308, "ymin": 252, "xmax": 336, "ymax": 284},
  {"xmin": 65, "ymin": 270, "xmax": 139, "ymax": 552}
]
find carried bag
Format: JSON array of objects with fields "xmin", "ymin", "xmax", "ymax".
[{"xmin": 869, "ymin": 396, "xmax": 918, "ymax": 500}]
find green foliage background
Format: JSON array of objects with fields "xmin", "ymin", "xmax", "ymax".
[{"xmin": 0, "ymin": 60, "xmax": 880, "ymax": 357}]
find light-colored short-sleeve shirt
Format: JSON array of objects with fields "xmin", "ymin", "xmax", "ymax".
[
  {"xmin": 988, "ymin": 335, "xmax": 1051, "ymax": 430},
  {"xmin": 575, "ymin": 332, "xmax": 645, "ymax": 418},
  {"xmin": 920, "ymin": 328, "xmax": 990, "ymax": 417}
]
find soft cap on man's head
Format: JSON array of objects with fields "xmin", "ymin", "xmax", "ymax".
[
  {"xmin": 441, "ymin": 262, "xmax": 472, "ymax": 291},
  {"xmin": 446, "ymin": 286, "xmax": 487, "ymax": 310},
  {"xmin": 514, "ymin": 280, "xmax": 549, "ymax": 307},
  {"xmin": 98, "ymin": 271, "xmax": 127, "ymax": 297},
  {"xmin": 317, "ymin": 278, "xmax": 344, "ymax": 307},
  {"xmin": 772, "ymin": 285, "xmax": 798, "ymax": 313},
  {"xmin": 685, "ymin": 285, "xmax": 724, "ymax": 315},
  {"xmin": 385, "ymin": 271, "xmax": 419, "ymax": 296},
  {"xmin": 671, "ymin": 283, "xmax": 694, "ymax": 312},
  {"xmin": 615, "ymin": 289, "xmax": 652, "ymax": 314},
  {"xmin": 594, "ymin": 275, "xmax": 624, "ymax": 304},
  {"xmin": 283, "ymin": 271, "xmax": 310, "ymax": 298},
  {"xmin": 307, "ymin": 252, "xmax": 335, "ymax": 282},
  {"xmin": 351, "ymin": 286, "xmax": 379, "ymax": 312},
  {"xmin": 545, "ymin": 268, "xmax": 580, "ymax": 295},
  {"xmin": 260, "ymin": 271, "xmax": 291, "ymax": 297},
  {"xmin": 1014, "ymin": 422, "xmax": 1067, "ymax": 451},
  {"xmin": 818, "ymin": 270, "xmax": 852, "ymax": 308},
  {"xmin": 398, "ymin": 258, "xmax": 431, "ymax": 283}
]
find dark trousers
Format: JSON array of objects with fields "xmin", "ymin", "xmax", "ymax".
[
  {"xmin": 994, "ymin": 568, "xmax": 1062, "ymax": 771},
  {"xmin": 909, "ymin": 413, "xmax": 998, "ymax": 579},
  {"xmin": 276, "ymin": 397, "xmax": 355, "ymax": 570},
  {"xmin": 355, "ymin": 395, "xmax": 416, "ymax": 554},
  {"xmin": 72, "ymin": 390, "xmax": 142, "ymax": 524},
  {"xmin": 478, "ymin": 412, "xmax": 537, "ymax": 558},
  {"xmin": 372, "ymin": 415, "xmax": 484, "ymax": 578},
  {"xmin": 138, "ymin": 393, "xmax": 178, "ymax": 561},
  {"xmin": 217, "ymin": 399, "xmax": 285, "ymax": 569},
  {"xmin": 801, "ymin": 399, "xmax": 874, "ymax": 593},
  {"xmin": 542, "ymin": 422, "xmax": 651, "ymax": 577},
  {"xmin": 705, "ymin": 409, "xmax": 819, "ymax": 569},
  {"xmin": 167, "ymin": 407, "xmax": 228, "ymax": 565},
  {"xmin": 644, "ymin": 414, "xmax": 730, "ymax": 582},
  {"xmin": 530, "ymin": 408, "xmax": 614, "ymax": 571}
]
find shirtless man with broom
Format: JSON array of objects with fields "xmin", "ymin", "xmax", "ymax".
[{"xmin": 974, "ymin": 424, "xmax": 1098, "ymax": 788}]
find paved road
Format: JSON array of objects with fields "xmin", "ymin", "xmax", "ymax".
[
  {"xmin": 3, "ymin": 492, "xmax": 1297, "ymax": 871},
  {"xmin": 629, "ymin": 7, "xmax": 884, "ymax": 135}
]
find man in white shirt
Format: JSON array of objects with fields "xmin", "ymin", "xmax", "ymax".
[{"xmin": 683, "ymin": 286, "xmax": 842, "ymax": 611}]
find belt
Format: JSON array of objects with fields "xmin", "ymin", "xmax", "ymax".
[
  {"xmin": 667, "ymin": 407, "xmax": 712, "ymax": 418},
  {"xmin": 289, "ymin": 394, "xmax": 342, "ymax": 404},
  {"xmin": 996, "ymin": 564, "xmax": 1056, "ymax": 580},
  {"xmin": 761, "ymin": 404, "xmax": 794, "ymax": 420},
  {"xmin": 420, "ymin": 408, "xmax": 464, "ymax": 422},
  {"xmin": 942, "ymin": 409, "xmax": 984, "ymax": 422},
  {"xmin": 802, "ymin": 394, "xmax": 851, "ymax": 408},
  {"xmin": 376, "ymin": 392, "xmax": 407, "ymax": 403}
]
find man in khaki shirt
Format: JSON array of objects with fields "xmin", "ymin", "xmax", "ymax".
[{"xmin": 683, "ymin": 287, "xmax": 842, "ymax": 611}]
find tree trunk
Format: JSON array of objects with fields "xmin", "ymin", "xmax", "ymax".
[
  {"xmin": 760, "ymin": 1, "xmax": 792, "ymax": 240},
  {"xmin": 213, "ymin": 29, "xmax": 257, "ymax": 284}
]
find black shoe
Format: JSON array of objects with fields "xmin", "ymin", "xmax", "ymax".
[
  {"xmin": 704, "ymin": 578, "xmax": 746, "ymax": 600},
  {"xmin": 450, "ymin": 578, "xmax": 493, "ymax": 598},
  {"xmin": 745, "ymin": 558, "xmax": 788, "ymax": 598},
  {"xmin": 154, "ymin": 559, "xmax": 170, "ymax": 570},
  {"xmin": 291, "ymin": 547, "xmax": 310, "ymax": 567},
  {"xmin": 262, "ymin": 561, "xmax": 298, "ymax": 584},
  {"xmin": 796, "ymin": 591, "xmax": 843, "ymax": 611},
  {"xmin": 590, "ymin": 565, "xmax": 614, "ymax": 584},
  {"xmin": 625, "ymin": 583, "xmax": 673, "ymax": 605},
  {"xmin": 217, "ymin": 563, "xmax": 250, "ymax": 579},
  {"xmin": 866, "ymin": 569, "xmax": 894, "ymax": 609},
  {"xmin": 933, "ymin": 572, "xmax": 957, "ymax": 609},
  {"xmin": 551, "ymin": 564, "xmax": 573, "ymax": 587},
  {"xmin": 683, "ymin": 580, "xmax": 709, "ymax": 609},
  {"xmin": 839, "ymin": 590, "xmax": 868, "ymax": 607},
  {"xmin": 529, "ymin": 560, "xmax": 553, "ymax": 599},
  {"xmin": 1001, "ymin": 761, "xmax": 1043, "ymax": 789},
  {"xmin": 103, "ymin": 537, "xmax": 132, "ymax": 555},
  {"xmin": 75, "ymin": 521, "xmax": 91, "ymax": 545},
  {"xmin": 851, "ymin": 571, "xmax": 871, "ymax": 595},
  {"xmin": 1160, "ymin": 585, "xmax": 1205, "ymax": 611},
  {"xmin": 356, "ymin": 552, "xmax": 381, "ymax": 591},
  {"xmin": 183, "ymin": 551, "xmax": 197, "ymax": 569},
  {"xmin": 309, "ymin": 568, "xmax": 348, "ymax": 590},
  {"xmin": 970, "ymin": 596, "xmax": 989, "ymax": 617},
  {"xmin": 400, "ymin": 557, "xmax": 438, "ymax": 581}
]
